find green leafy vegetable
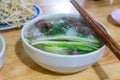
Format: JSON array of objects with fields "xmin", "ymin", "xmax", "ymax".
[
  {"xmin": 40, "ymin": 46, "xmax": 69, "ymax": 55},
  {"xmin": 31, "ymin": 36, "xmax": 101, "ymax": 55},
  {"xmin": 33, "ymin": 36, "xmax": 99, "ymax": 44},
  {"xmin": 32, "ymin": 40, "xmax": 98, "ymax": 50},
  {"xmin": 40, "ymin": 22, "xmax": 70, "ymax": 36}
]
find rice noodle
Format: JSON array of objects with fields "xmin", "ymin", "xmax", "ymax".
[{"xmin": 0, "ymin": 0, "xmax": 36, "ymax": 27}]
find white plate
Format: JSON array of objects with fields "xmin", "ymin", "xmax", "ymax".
[
  {"xmin": 111, "ymin": 8, "xmax": 120, "ymax": 24},
  {"xmin": 0, "ymin": 35, "xmax": 5, "ymax": 70},
  {"xmin": 0, "ymin": 5, "xmax": 42, "ymax": 30}
]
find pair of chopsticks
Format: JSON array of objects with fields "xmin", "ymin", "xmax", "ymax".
[{"xmin": 71, "ymin": 0, "xmax": 120, "ymax": 60}]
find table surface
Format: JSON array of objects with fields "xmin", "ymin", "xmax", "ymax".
[{"xmin": 0, "ymin": 0, "xmax": 120, "ymax": 80}]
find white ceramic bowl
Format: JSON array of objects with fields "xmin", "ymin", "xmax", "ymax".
[
  {"xmin": 21, "ymin": 14, "xmax": 109, "ymax": 74},
  {"xmin": 0, "ymin": 35, "xmax": 5, "ymax": 70}
]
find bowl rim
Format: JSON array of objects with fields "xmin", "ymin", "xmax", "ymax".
[
  {"xmin": 21, "ymin": 13, "xmax": 109, "ymax": 58},
  {"xmin": 0, "ymin": 35, "xmax": 5, "ymax": 57}
]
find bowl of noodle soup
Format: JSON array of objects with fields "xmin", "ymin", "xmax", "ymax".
[{"xmin": 21, "ymin": 14, "xmax": 109, "ymax": 74}]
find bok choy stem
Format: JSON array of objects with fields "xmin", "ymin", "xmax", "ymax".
[{"xmin": 30, "ymin": 35, "xmax": 101, "ymax": 55}]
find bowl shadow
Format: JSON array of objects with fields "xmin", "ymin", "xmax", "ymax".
[
  {"xmin": 15, "ymin": 38, "xmax": 66, "ymax": 76},
  {"xmin": 92, "ymin": 63, "xmax": 109, "ymax": 80}
]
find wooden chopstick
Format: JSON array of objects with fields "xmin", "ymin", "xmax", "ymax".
[{"xmin": 71, "ymin": 0, "xmax": 120, "ymax": 60}]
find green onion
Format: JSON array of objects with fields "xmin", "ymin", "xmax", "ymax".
[
  {"xmin": 32, "ymin": 41, "xmax": 98, "ymax": 53},
  {"xmin": 32, "ymin": 36, "xmax": 99, "ymax": 44}
]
